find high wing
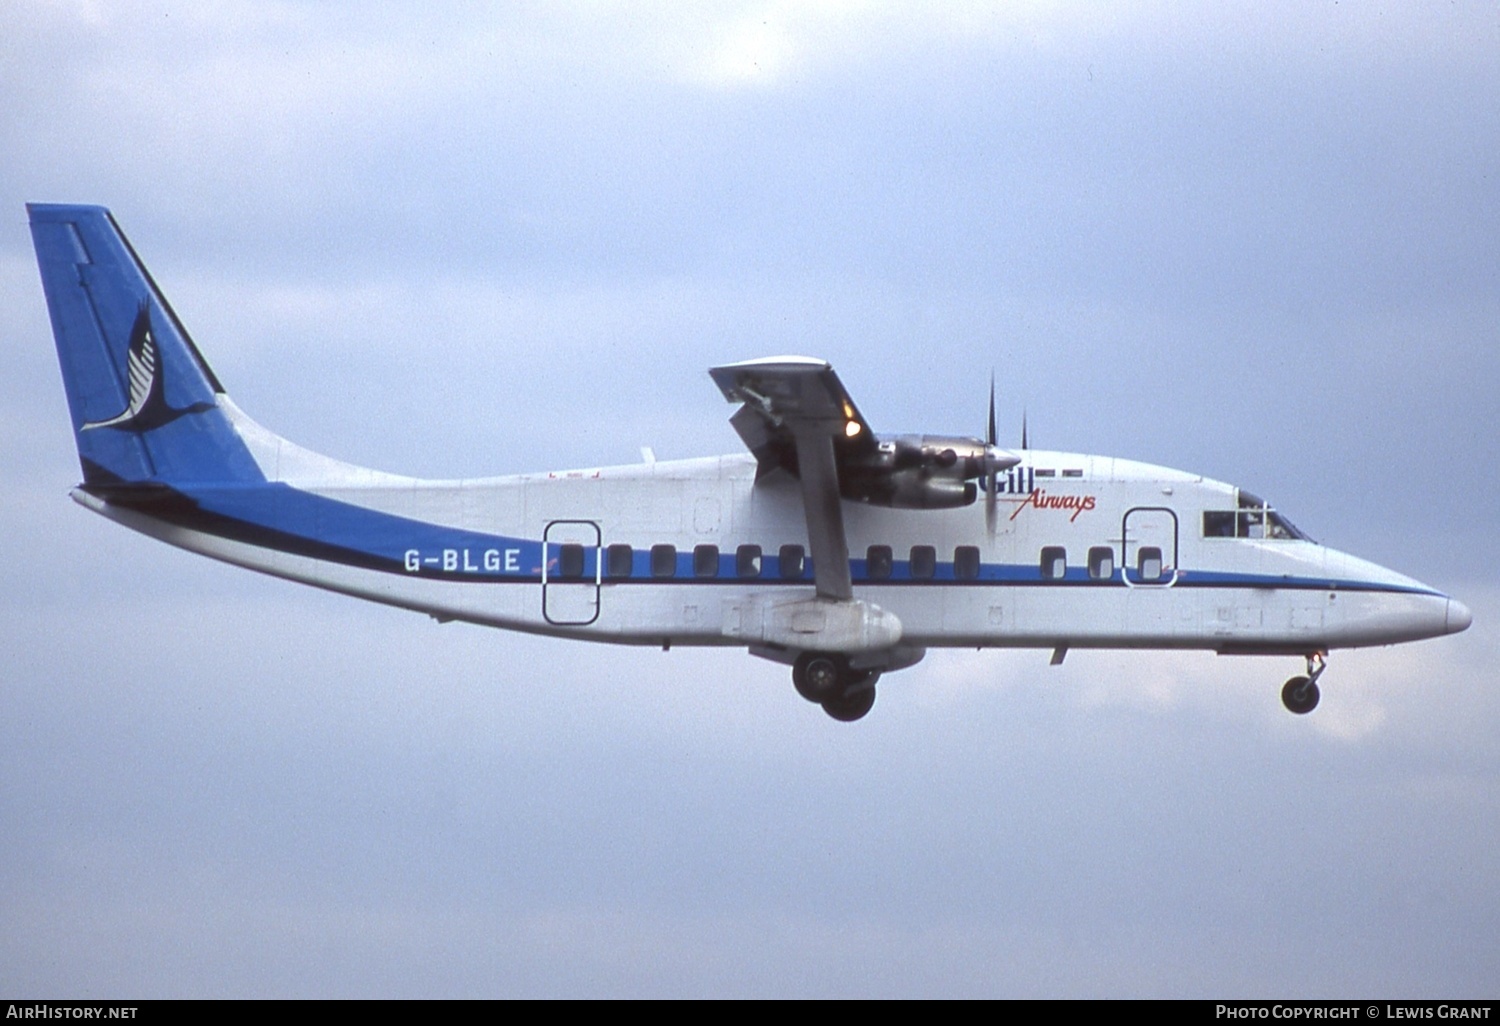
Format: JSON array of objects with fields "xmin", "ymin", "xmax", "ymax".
[
  {"xmin": 710, "ymin": 357, "xmax": 869, "ymax": 600},
  {"xmin": 710, "ymin": 357, "xmax": 1021, "ymax": 602}
]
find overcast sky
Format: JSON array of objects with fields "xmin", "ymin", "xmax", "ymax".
[{"xmin": 1, "ymin": 0, "xmax": 1496, "ymax": 998}]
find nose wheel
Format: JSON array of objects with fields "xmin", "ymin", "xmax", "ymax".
[{"xmin": 1281, "ymin": 652, "xmax": 1326, "ymax": 715}]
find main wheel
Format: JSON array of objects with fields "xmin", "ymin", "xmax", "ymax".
[
  {"xmin": 822, "ymin": 685, "xmax": 877, "ymax": 722},
  {"xmin": 1281, "ymin": 675, "xmax": 1320, "ymax": 715},
  {"xmin": 793, "ymin": 653, "xmax": 845, "ymax": 703}
]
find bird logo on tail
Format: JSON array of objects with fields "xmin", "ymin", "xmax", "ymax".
[{"xmin": 82, "ymin": 303, "xmax": 214, "ymax": 432}]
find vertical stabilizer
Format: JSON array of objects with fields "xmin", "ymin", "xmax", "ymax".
[{"xmin": 28, "ymin": 204, "xmax": 263, "ymax": 488}]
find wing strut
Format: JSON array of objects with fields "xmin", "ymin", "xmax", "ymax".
[
  {"xmin": 709, "ymin": 357, "xmax": 863, "ymax": 602},
  {"xmin": 710, "ymin": 358, "xmax": 910, "ymax": 657},
  {"xmin": 791, "ymin": 430, "xmax": 853, "ymax": 601}
]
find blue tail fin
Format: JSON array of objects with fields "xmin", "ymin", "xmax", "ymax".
[{"xmin": 28, "ymin": 204, "xmax": 263, "ymax": 488}]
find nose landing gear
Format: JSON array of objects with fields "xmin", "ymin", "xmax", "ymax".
[{"xmin": 1281, "ymin": 652, "xmax": 1327, "ymax": 715}]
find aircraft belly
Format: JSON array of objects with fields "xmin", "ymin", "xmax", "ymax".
[
  {"xmin": 874, "ymin": 584, "xmax": 1147, "ymax": 648},
  {"xmin": 879, "ymin": 584, "xmax": 1339, "ymax": 650},
  {"xmin": 1205, "ymin": 590, "xmax": 1331, "ymax": 641},
  {"xmin": 1013, "ymin": 587, "xmax": 1129, "ymax": 644},
  {"xmin": 594, "ymin": 583, "xmax": 739, "ymax": 644},
  {"xmin": 1123, "ymin": 587, "xmax": 1186, "ymax": 643}
]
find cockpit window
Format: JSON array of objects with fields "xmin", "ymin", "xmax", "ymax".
[
  {"xmin": 1203, "ymin": 511, "xmax": 1235, "ymax": 537},
  {"xmin": 1203, "ymin": 492, "xmax": 1312, "ymax": 542},
  {"xmin": 1266, "ymin": 511, "xmax": 1306, "ymax": 540}
]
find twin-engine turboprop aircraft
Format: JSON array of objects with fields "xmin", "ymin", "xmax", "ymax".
[{"xmin": 29, "ymin": 204, "xmax": 1471, "ymax": 721}]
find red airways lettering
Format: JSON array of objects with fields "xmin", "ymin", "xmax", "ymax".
[{"xmin": 1008, "ymin": 488, "xmax": 1097, "ymax": 522}]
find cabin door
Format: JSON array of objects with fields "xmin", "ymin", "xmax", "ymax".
[
  {"xmin": 1121, "ymin": 507, "xmax": 1178, "ymax": 587},
  {"xmin": 542, "ymin": 520, "xmax": 601, "ymax": 625}
]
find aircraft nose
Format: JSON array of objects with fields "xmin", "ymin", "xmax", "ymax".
[{"xmin": 1446, "ymin": 598, "xmax": 1473, "ymax": 635}]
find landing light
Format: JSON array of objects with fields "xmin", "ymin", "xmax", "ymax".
[{"xmin": 845, "ymin": 420, "xmax": 862, "ymax": 438}]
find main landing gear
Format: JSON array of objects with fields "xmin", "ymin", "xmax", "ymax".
[
  {"xmin": 1281, "ymin": 652, "xmax": 1327, "ymax": 715},
  {"xmin": 793, "ymin": 652, "xmax": 880, "ymax": 722}
]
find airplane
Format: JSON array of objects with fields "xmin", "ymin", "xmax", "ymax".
[{"xmin": 28, "ymin": 203, "xmax": 1472, "ymax": 722}]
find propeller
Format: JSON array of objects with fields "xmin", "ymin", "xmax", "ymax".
[
  {"xmin": 979, "ymin": 374, "xmax": 1025, "ymax": 536},
  {"xmin": 985, "ymin": 374, "xmax": 999, "ymax": 536}
]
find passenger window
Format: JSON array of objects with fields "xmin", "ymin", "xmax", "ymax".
[
  {"xmin": 1203, "ymin": 511, "xmax": 1236, "ymax": 538},
  {"xmin": 910, "ymin": 545, "xmax": 936, "ymax": 580},
  {"xmin": 606, "ymin": 543, "xmax": 633, "ymax": 579},
  {"xmin": 1138, "ymin": 546, "xmax": 1163, "ymax": 581},
  {"xmin": 558, "ymin": 543, "xmax": 585, "ymax": 579},
  {"xmin": 1088, "ymin": 546, "xmax": 1114, "ymax": 580},
  {"xmin": 694, "ymin": 544, "xmax": 719, "ymax": 578},
  {"xmin": 866, "ymin": 545, "xmax": 893, "ymax": 580},
  {"xmin": 736, "ymin": 544, "xmax": 762, "ymax": 578},
  {"xmin": 779, "ymin": 544, "xmax": 805, "ymax": 579},
  {"xmin": 1040, "ymin": 546, "xmax": 1066, "ymax": 580},
  {"xmin": 650, "ymin": 544, "xmax": 676, "ymax": 578},
  {"xmin": 954, "ymin": 545, "xmax": 980, "ymax": 580}
]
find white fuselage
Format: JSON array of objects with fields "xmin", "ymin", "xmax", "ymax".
[{"xmin": 78, "ymin": 401, "xmax": 1463, "ymax": 659}]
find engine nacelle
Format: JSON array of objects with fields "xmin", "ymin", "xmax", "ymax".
[
  {"xmin": 836, "ymin": 432, "xmax": 1013, "ymax": 509},
  {"xmin": 887, "ymin": 433, "xmax": 988, "ymax": 474},
  {"xmin": 844, "ymin": 467, "xmax": 977, "ymax": 509}
]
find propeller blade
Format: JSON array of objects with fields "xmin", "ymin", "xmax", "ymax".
[
  {"xmin": 985, "ymin": 374, "xmax": 998, "ymax": 536},
  {"xmin": 1021, "ymin": 410, "xmax": 1029, "ymax": 451},
  {"xmin": 987, "ymin": 375, "xmax": 997, "ymax": 447}
]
